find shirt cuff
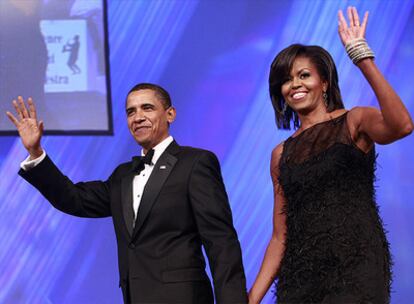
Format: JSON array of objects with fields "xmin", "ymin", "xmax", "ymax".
[{"xmin": 20, "ymin": 150, "xmax": 47, "ymax": 171}]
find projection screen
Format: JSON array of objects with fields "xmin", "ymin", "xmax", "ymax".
[{"xmin": 0, "ymin": 0, "xmax": 112, "ymax": 134}]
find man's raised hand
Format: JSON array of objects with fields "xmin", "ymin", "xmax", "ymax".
[{"xmin": 6, "ymin": 97, "xmax": 44, "ymax": 159}]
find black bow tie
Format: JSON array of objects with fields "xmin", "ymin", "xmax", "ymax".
[
  {"xmin": 142, "ymin": 149, "xmax": 154, "ymax": 165},
  {"xmin": 132, "ymin": 149, "xmax": 155, "ymax": 174}
]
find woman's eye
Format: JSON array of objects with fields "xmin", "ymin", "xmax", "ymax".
[{"xmin": 300, "ymin": 73, "xmax": 310, "ymax": 79}]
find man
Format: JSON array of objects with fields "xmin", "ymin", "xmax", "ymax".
[{"xmin": 6, "ymin": 83, "xmax": 247, "ymax": 303}]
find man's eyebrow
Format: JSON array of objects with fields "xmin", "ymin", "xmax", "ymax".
[{"xmin": 141, "ymin": 102, "xmax": 155, "ymax": 107}]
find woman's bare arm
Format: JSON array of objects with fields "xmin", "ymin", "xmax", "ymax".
[{"xmin": 248, "ymin": 143, "xmax": 287, "ymax": 304}]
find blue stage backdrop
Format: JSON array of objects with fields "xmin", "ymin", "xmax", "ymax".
[{"xmin": 0, "ymin": 1, "xmax": 413, "ymax": 303}]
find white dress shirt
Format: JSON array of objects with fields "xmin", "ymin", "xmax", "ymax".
[
  {"xmin": 20, "ymin": 150, "xmax": 47, "ymax": 171},
  {"xmin": 132, "ymin": 136, "xmax": 173, "ymax": 219},
  {"xmin": 20, "ymin": 135, "xmax": 174, "ymax": 222}
]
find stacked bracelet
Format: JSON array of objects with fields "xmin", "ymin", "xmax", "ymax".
[{"xmin": 345, "ymin": 38, "xmax": 375, "ymax": 64}]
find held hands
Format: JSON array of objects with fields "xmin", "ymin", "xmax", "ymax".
[
  {"xmin": 338, "ymin": 6, "xmax": 368, "ymax": 46},
  {"xmin": 6, "ymin": 97, "xmax": 44, "ymax": 159}
]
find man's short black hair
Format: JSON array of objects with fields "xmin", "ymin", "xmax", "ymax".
[{"xmin": 127, "ymin": 83, "xmax": 172, "ymax": 109}]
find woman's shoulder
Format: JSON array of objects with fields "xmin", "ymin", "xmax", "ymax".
[
  {"xmin": 270, "ymin": 142, "xmax": 285, "ymax": 175},
  {"xmin": 272, "ymin": 142, "xmax": 284, "ymax": 160},
  {"xmin": 347, "ymin": 106, "xmax": 379, "ymax": 124}
]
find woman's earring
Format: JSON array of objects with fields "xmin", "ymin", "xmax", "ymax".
[
  {"xmin": 277, "ymin": 102, "xmax": 289, "ymax": 114},
  {"xmin": 323, "ymin": 91, "xmax": 328, "ymax": 108},
  {"xmin": 282, "ymin": 102, "xmax": 288, "ymax": 114}
]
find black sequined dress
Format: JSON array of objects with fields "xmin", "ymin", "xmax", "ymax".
[{"xmin": 276, "ymin": 112, "xmax": 391, "ymax": 304}]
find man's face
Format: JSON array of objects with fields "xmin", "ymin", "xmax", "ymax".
[{"xmin": 126, "ymin": 89, "xmax": 176, "ymax": 152}]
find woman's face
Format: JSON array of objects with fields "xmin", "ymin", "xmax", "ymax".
[{"xmin": 281, "ymin": 56, "xmax": 327, "ymax": 114}]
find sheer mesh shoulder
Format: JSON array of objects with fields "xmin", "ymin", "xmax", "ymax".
[{"xmin": 281, "ymin": 112, "xmax": 354, "ymax": 165}]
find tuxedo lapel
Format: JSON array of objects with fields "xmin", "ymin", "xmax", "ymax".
[
  {"xmin": 121, "ymin": 171, "xmax": 135, "ymax": 237},
  {"xmin": 132, "ymin": 142, "xmax": 179, "ymax": 241}
]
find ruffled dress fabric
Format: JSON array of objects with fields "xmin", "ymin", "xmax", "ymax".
[{"xmin": 275, "ymin": 112, "xmax": 391, "ymax": 304}]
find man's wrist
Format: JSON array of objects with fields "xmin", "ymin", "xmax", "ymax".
[
  {"xmin": 29, "ymin": 147, "xmax": 44, "ymax": 160},
  {"xmin": 21, "ymin": 150, "xmax": 47, "ymax": 171}
]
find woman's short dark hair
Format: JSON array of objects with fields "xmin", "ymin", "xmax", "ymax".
[
  {"xmin": 127, "ymin": 83, "xmax": 172, "ymax": 109},
  {"xmin": 269, "ymin": 44, "xmax": 344, "ymax": 129}
]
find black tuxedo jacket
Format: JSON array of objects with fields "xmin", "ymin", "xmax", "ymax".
[{"xmin": 19, "ymin": 141, "xmax": 247, "ymax": 303}]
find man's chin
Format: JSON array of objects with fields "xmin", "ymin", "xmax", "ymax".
[{"xmin": 133, "ymin": 136, "xmax": 148, "ymax": 146}]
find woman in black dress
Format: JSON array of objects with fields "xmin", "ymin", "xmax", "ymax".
[{"xmin": 248, "ymin": 7, "xmax": 413, "ymax": 304}]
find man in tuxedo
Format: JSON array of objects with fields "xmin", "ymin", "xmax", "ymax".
[{"xmin": 6, "ymin": 83, "xmax": 248, "ymax": 303}]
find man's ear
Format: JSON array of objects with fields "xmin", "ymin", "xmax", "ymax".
[{"xmin": 166, "ymin": 107, "xmax": 176, "ymax": 123}]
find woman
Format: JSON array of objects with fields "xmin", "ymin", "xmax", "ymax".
[{"xmin": 248, "ymin": 7, "xmax": 413, "ymax": 304}]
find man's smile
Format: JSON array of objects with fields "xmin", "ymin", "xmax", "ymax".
[{"xmin": 133, "ymin": 125, "xmax": 151, "ymax": 135}]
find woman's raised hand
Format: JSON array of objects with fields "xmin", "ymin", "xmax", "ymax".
[{"xmin": 338, "ymin": 6, "xmax": 368, "ymax": 46}]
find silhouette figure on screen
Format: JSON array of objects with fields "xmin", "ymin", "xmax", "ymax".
[{"xmin": 62, "ymin": 35, "xmax": 81, "ymax": 74}]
